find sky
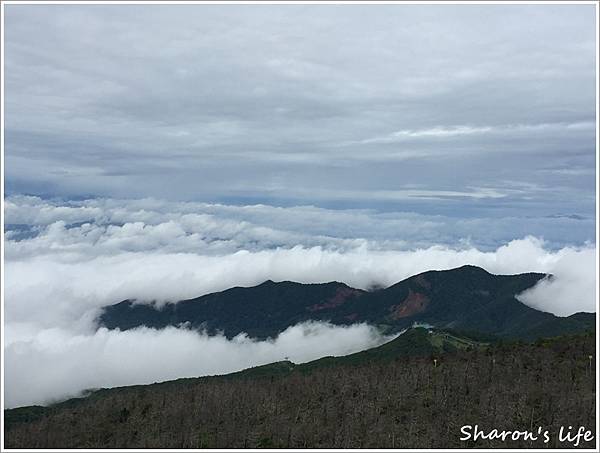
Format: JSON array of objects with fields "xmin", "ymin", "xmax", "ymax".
[
  {"xmin": 4, "ymin": 4, "xmax": 597, "ymax": 220},
  {"xmin": 2, "ymin": 4, "xmax": 597, "ymax": 408}
]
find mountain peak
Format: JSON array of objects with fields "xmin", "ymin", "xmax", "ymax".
[
  {"xmin": 98, "ymin": 267, "xmax": 592, "ymax": 341},
  {"xmin": 451, "ymin": 264, "xmax": 490, "ymax": 273}
]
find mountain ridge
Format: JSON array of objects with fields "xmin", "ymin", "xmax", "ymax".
[{"xmin": 98, "ymin": 265, "xmax": 594, "ymax": 341}]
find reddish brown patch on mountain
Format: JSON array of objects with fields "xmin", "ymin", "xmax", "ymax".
[
  {"xmin": 413, "ymin": 274, "xmax": 431, "ymax": 290},
  {"xmin": 388, "ymin": 289, "xmax": 429, "ymax": 320},
  {"xmin": 307, "ymin": 288, "xmax": 363, "ymax": 312}
]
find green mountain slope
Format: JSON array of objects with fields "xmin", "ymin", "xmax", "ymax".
[
  {"xmin": 5, "ymin": 330, "xmax": 595, "ymax": 449},
  {"xmin": 229, "ymin": 327, "xmax": 486, "ymax": 377},
  {"xmin": 99, "ymin": 265, "xmax": 594, "ymax": 341},
  {"xmin": 5, "ymin": 327, "xmax": 476, "ymax": 429}
]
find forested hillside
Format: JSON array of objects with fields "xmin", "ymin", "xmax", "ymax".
[
  {"xmin": 99, "ymin": 265, "xmax": 595, "ymax": 341},
  {"xmin": 5, "ymin": 331, "xmax": 595, "ymax": 449}
]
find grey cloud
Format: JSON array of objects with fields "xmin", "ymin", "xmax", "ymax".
[{"xmin": 4, "ymin": 4, "xmax": 596, "ymax": 217}]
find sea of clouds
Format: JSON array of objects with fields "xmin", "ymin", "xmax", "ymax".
[{"xmin": 3, "ymin": 196, "xmax": 597, "ymax": 408}]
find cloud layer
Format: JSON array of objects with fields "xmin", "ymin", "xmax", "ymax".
[
  {"xmin": 5, "ymin": 322, "xmax": 392, "ymax": 408},
  {"xmin": 5, "ymin": 197, "xmax": 595, "ymax": 328},
  {"xmin": 4, "ymin": 5, "xmax": 596, "ymax": 219},
  {"xmin": 4, "ymin": 197, "xmax": 596, "ymax": 408},
  {"xmin": 5, "ymin": 195, "xmax": 594, "ymax": 255}
]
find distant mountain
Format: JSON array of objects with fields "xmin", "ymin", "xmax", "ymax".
[
  {"xmin": 98, "ymin": 265, "xmax": 595, "ymax": 341},
  {"xmin": 5, "ymin": 330, "xmax": 595, "ymax": 448}
]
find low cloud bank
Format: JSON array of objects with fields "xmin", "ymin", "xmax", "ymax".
[
  {"xmin": 5, "ymin": 237, "xmax": 596, "ymax": 334},
  {"xmin": 5, "ymin": 322, "xmax": 391, "ymax": 408},
  {"xmin": 516, "ymin": 245, "xmax": 597, "ymax": 316},
  {"xmin": 5, "ymin": 195, "xmax": 595, "ymax": 254}
]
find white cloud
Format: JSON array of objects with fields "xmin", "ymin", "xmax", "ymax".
[
  {"xmin": 361, "ymin": 125, "xmax": 493, "ymax": 143},
  {"xmin": 357, "ymin": 121, "xmax": 596, "ymax": 145},
  {"xmin": 4, "ymin": 195, "xmax": 105, "ymax": 225},
  {"xmin": 5, "ymin": 236, "xmax": 595, "ymax": 330},
  {"xmin": 257, "ymin": 187, "xmax": 508, "ymax": 201},
  {"xmin": 4, "ymin": 197, "xmax": 596, "ymax": 328},
  {"xmin": 5, "ymin": 322, "xmax": 392, "ymax": 408},
  {"xmin": 516, "ymin": 245, "xmax": 597, "ymax": 316},
  {"xmin": 4, "ymin": 195, "xmax": 594, "ymax": 258}
]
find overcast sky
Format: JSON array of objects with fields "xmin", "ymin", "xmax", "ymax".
[{"xmin": 4, "ymin": 5, "xmax": 596, "ymax": 220}]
